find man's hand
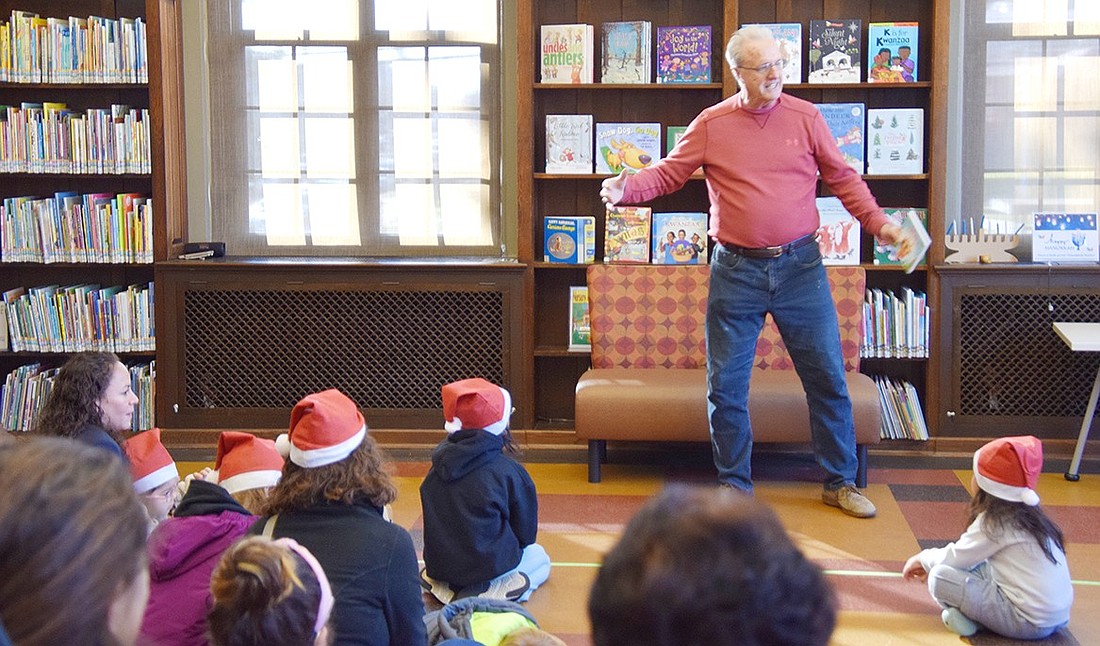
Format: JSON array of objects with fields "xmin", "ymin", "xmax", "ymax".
[
  {"xmin": 877, "ymin": 222, "xmax": 904, "ymax": 246},
  {"xmin": 600, "ymin": 169, "xmax": 628, "ymax": 207}
]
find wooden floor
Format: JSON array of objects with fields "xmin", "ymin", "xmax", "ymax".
[{"xmin": 179, "ymin": 448, "xmax": 1100, "ymax": 645}]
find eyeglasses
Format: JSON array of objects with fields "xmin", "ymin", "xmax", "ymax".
[{"xmin": 737, "ymin": 59, "xmax": 787, "ymax": 74}]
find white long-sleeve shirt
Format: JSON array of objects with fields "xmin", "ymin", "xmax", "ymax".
[{"xmin": 918, "ymin": 511, "xmax": 1073, "ymax": 627}]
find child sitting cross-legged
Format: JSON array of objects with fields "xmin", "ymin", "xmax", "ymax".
[
  {"xmin": 902, "ymin": 435, "xmax": 1073, "ymax": 639},
  {"xmin": 419, "ymin": 378, "xmax": 551, "ymax": 604}
]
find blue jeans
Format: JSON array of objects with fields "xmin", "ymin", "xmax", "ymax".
[{"xmin": 707, "ymin": 242, "xmax": 857, "ymax": 492}]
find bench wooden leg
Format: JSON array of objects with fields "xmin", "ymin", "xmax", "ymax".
[
  {"xmin": 588, "ymin": 440, "xmax": 605, "ymax": 483},
  {"xmin": 856, "ymin": 444, "xmax": 868, "ymax": 489}
]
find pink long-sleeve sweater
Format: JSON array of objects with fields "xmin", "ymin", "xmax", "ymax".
[{"xmin": 621, "ymin": 92, "xmax": 892, "ymax": 249}]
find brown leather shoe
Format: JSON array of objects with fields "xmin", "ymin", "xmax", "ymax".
[{"xmin": 822, "ymin": 484, "xmax": 877, "ymax": 518}]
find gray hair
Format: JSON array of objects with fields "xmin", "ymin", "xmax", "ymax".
[{"xmin": 725, "ymin": 25, "xmax": 775, "ymax": 70}]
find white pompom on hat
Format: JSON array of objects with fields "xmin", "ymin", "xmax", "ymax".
[
  {"xmin": 275, "ymin": 389, "xmax": 367, "ymax": 468},
  {"xmin": 973, "ymin": 435, "xmax": 1043, "ymax": 506},
  {"xmin": 213, "ymin": 431, "xmax": 285, "ymax": 494},
  {"xmin": 442, "ymin": 377, "xmax": 512, "ymax": 436},
  {"xmin": 122, "ymin": 427, "xmax": 179, "ymax": 493}
]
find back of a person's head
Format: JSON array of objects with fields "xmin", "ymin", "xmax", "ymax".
[
  {"xmin": 33, "ymin": 351, "xmax": 120, "ymax": 437},
  {"xmin": 208, "ymin": 536, "xmax": 332, "ymax": 646},
  {"xmin": 588, "ymin": 485, "xmax": 835, "ymax": 646},
  {"xmin": 500, "ymin": 626, "xmax": 567, "ymax": 646},
  {"xmin": 0, "ymin": 437, "xmax": 148, "ymax": 646}
]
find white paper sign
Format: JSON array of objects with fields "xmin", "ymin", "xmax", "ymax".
[{"xmin": 1032, "ymin": 213, "xmax": 1099, "ymax": 263}]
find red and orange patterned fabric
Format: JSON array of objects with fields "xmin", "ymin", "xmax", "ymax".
[{"xmin": 587, "ymin": 264, "xmax": 865, "ymax": 372}]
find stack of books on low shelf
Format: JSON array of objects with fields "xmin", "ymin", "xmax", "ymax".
[
  {"xmin": 861, "ymin": 287, "xmax": 929, "ymax": 359},
  {"xmin": 1, "ymin": 192, "xmax": 154, "ymax": 263},
  {"xmin": 129, "ymin": 360, "xmax": 155, "ymax": 432},
  {"xmin": 0, "ymin": 103, "xmax": 152, "ymax": 174},
  {"xmin": 874, "ymin": 376, "xmax": 929, "ymax": 440},
  {"xmin": 2, "ymin": 281, "xmax": 155, "ymax": 353}
]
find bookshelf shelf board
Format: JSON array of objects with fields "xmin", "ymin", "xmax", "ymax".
[
  {"xmin": 534, "ymin": 345, "xmax": 591, "ymax": 357},
  {"xmin": 534, "ymin": 82, "xmax": 722, "ymax": 90},
  {"xmin": 0, "ymin": 172, "xmax": 152, "ymax": 179},
  {"xmin": 0, "ymin": 350, "xmax": 156, "ymax": 358},
  {"xmin": 533, "ymin": 262, "xmax": 592, "ymax": 270},
  {"xmin": 860, "ymin": 356, "xmax": 929, "ymax": 363},
  {"xmin": 0, "ymin": 262, "xmax": 153, "ymax": 267},
  {"xmin": 864, "ymin": 264, "xmax": 928, "ymax": 272},
  {"xmin": 535, "ymin": 172, "xmax": 705, "ymax": 180},
  {"xmin": 0, "ymin": 82, "xmax": 147, "ymax": 90},
  {"xmin": 863, "ymin": 174, "xmax": 930, "ymax": 181},
  {"xmin": 785, "ymin": 82, "xmax": 932, "ymax": 90}
]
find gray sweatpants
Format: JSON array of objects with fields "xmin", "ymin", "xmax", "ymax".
[{"xmin": 927, "ymin": 562, "xmax": 1065, "ymax": 640}]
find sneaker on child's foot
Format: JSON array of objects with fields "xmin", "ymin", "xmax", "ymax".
[
  {"xmin": 822, "ymin": 484, "xmax": 877, "ymax": 518},
  {"xmin": 941, "ymin": 608, "xmax": 978, "ymax": 637},
  {"xmin": 419, "ymin": 567, "xmax": 455, "ymax": 604},
  {"xmin": 481, "ymin": 571, "xmax": 530, "ymax": 602}
]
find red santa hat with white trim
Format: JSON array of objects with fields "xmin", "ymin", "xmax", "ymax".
[
  {"xmin": 122, "ymin": 427, "xmax": 179, "ymax": 493},
  {"xmin": 972, "ymin": 435, "xmax": 1043, "ymax": 506},
  {"xmin": 275, "ymin": 389, "xmax": 367, "ymax": 468},
  {"xmin": 213, "ymin": 431, "xmax": 284, "ymax": 494},
  {"xmin": 442, "ymin": 377, "xmax": 512, "ymax": 436}
]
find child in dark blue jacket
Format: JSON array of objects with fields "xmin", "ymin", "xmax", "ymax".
[{"xmin": 420, "ymin": 378, "xmax": 550, "ymax": 603}]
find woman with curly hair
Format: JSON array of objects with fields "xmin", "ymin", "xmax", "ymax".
[
  {"xmin": 0, "ymin": 437, "xmax": 150, "ymax": 646},
  {"xmin": 251, "ymin": 389, "xmax": 426, "ymax": 646},
  {"xmin": 33, "ymin": 351, "xmax": 139, "ymax": 456}
]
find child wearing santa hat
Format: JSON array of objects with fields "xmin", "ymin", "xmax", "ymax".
[
  {"xmin": 140, "ymin": 431, "xmax": 284, "ymax": 646},
  {"xmin": 122, "ymin": 427, "xmax": 180, "ymax": 529},
  {"xmin": 253, "ymin": 389, "xmax": 427, "ymax": 645},
  {"xmin": 419, "ymin": 378, "xmax": 551, "ymax": 604},
  {"xmin": 902, "ymin": 435, "xmax": 1072, "ymax": 639}
]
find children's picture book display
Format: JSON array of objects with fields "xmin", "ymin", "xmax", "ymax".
[
  {"xmin": 743, "ymin": 23, "xmax": 801, "ymax": 84},
  {"xmin": 543, "ymin": 216, "xmax": 595, "ymax": 264},
  {"xmin": 1032, "ymin": 213, "xmax": 1099, "ymax": 263},
  {"xmin": 655, "ymin": 25, "xmax": 711, "ymax": 83},
  {"xmin": 866, "ymin": 108, "xmax": 924, "ymax": 175},
  {"xmin": 816, "ymin": 103, "xmax": 865, "ymax": 174},
  {"xmin": 604, "ymin": 206, "xmax": 652, "ymax": 263},
  {"xmin": 896, "ymin": 208, "xmax": 933, "ymax": 274},
  {"xmin": 594, "ymin": 122, "xmax": 661, "ymax": 174},
  {"xmin": 867, "ymin": 22, "xmax": 918, "ymax": 83},
  {"xmin": 875, "ymin": 208, "xmax": 929, "ymax": 267},
  {"xmin": 540, "ymin": 23, "xmax": 594, "ymax": 84},
  {"xmin": 808, "ymin": 19, "xmax": 861, "ymax": 83},
  {"xmin": 569, "ymin": 286, "xmax": 591, "ymax": 351},
  {"xmin": 665, "ymin": 126, "xmax": 687, "ymax": 155},
  {"xmin": 545, "ymin": 114, "xmax": 593, "ymax": 174},
  {"xmin": 651, "ymin": 212, "xmax": 708, "ymax": 264},
  {"xmin": 815, "ymin": 197, "xmax": 861, "ymax": 265},
  {"xmin": 600, "ymin": 21, "xmax": 651, "ymax": 83}
]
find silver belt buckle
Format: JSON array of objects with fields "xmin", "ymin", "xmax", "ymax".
[{"xmin": 763, "ymin": 245, "xmax": 783, "ymax": 257}]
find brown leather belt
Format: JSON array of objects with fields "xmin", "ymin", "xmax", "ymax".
[{"xmin": 720, "ymin": 233, "xmax": 819, "ymax": 259}]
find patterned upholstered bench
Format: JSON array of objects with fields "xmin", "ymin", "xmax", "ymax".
[{"xmin": 574, "ymin": 264, "xmax": 881, "ymax": 485}]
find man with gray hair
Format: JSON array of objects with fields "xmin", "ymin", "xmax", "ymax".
[{"xmin": 601, "ymin": 26, "xmax": 911, "ymax": 517}]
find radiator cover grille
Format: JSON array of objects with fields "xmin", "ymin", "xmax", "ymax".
[
  {"xmin": 958, "ymin": 293, "xmax": 1100, "ymax": 418},
  {"xmin": 183, "ymin": 289, "xmax": 507, "ymax": 411}
]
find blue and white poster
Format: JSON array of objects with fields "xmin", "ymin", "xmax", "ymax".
[{"xmin": 1032, "ymin": 212, "xmax": 1099, "ymax": 262}]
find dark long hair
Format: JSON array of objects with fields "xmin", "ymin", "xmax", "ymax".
[
  {"xmin": 0, "ymin": 437, "xmax": 148, "ymax": 646},
  {"xmin": 33, "ymin": 352, "xmax": 125, "ymax": 443},
  {"xmin": 968, "ymin": 489, "xmax": 1065, "ymax": 564}
]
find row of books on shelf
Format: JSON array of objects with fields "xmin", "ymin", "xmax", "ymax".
[
  {"xmin": 542, "ymin": 22, "xmax": 711, "ymax": 85},
  {"xmin": 541, "ymin": 20, "xmax": 918, "ymax": 85},
  {"xmin": 546, "ymin": 107, "xmax": 924, "ymax": 176},
  {"xmin": 2, "ymin": 192, "xmax": 153, "ymax": 263},
  {"xmin": 0, "ymin": 102, "xmax": 152, "ymax": 174},
  {"xmin": 862, "ymin": 287, "xmax": 929, "ymax": 359},
  {"xmin": 1, "ymin": 360, "xmax": 154, "ymax": 432},
  {"xmin": 545, "ymin": 205, "xmax": 928, "ymax": 269},
  {"xmin": 0, "ymin": 282, "xmax": 155, "ymax": 353},
  {"xmin": 875, "ymin": 376, "xmax": 929, "ymax": 440},
  {"xmin": 0, "ymin": 10, "xmax": 148, "ymax": 83}
]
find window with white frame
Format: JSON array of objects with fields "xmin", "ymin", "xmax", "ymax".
[
  {"xmin": 954, "ymin": 0, "xmax": 1100, "ymax": 236},
  {"xmin": 200, "ymin": 0, "xmax": 502, "ymax": 257}
]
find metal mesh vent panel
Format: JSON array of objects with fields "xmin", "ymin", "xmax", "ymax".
[
  {"xmin": 959, "ymin": 293, "xmax": 1100, "ymax": 417},
  {"xmin": 183, "ymin": 289, "xmax": 505, "ymax": 410}
]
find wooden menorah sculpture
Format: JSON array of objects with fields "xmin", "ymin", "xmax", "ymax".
[{"xmin": 944, "ymin": 231, "xmax": 1020, "ymax": 263}]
